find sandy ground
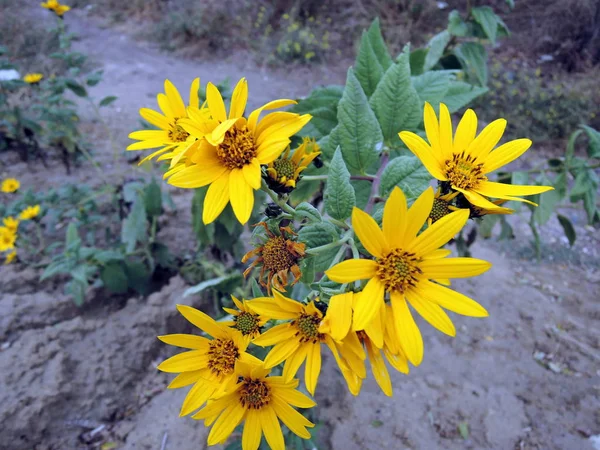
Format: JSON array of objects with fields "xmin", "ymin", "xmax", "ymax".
[{"xmin": 1, "ymin": 9, "xmax": 599, "ymax": 450}]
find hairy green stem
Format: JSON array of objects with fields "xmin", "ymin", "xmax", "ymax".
[
  {"xmin": 305, "ymin": 234, "xmax": 351, "ymax": 256},
  {"xmin": 302, "ymin": 174, "xmax": 377, "ymax": 182},
  {"xmin": 260, "ymin": 179, "xmax": 296, "ymax": 215}
]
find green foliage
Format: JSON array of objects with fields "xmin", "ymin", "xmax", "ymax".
[
  {"xmin": 324, "ymin": 148, "xmax": 356, "ymax": 220},
  {"xmin": 379, "ymin": 156, "xmax": 431, "ymax": 199}
]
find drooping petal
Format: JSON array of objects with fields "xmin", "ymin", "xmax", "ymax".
[
  {"xmin": 352, "ymin": 207, "xmax": 388, "ymax": 258},
  {"xmin": 248, "ymin": 99, "xmax": 297, "ymax": 133},
  {"xmin": 243, "ymin": 410, "xmax": 262, "ymax": 450},
  {"xmin": 352, "ymin": 277, "xmax": 385, "ymax": 331},
  {"xmin": 416, "ymin": 280, "xmax": 489, "ymax": 317},
  {"xmin": 483, "ymin": 138, "xmax": 532, "ymax": 174},
  {"xmin": 229, "ymin": 78, "xmax": 248, "ymax": 119},
  {"xmin": 409, "ymin": 209, "xmax": 469, "ymax": 256},
  {"xmin": 242, "ymin": 158, "xmax": 262, "ymax": 189},
  {"xmin": 404, "ymin": 186, "xmax": 434, "ymax": 242},
  {"xmin": 304, "ymin": 343, "xmax": 322, "ymax": 395},
  {"xmin": 323, "ymin": 292, "xmax": 354, "ymax": 341},
  {"xmin": 405, "ymin": 290, "xmax": 456, "ymax": 337},
  {"xmin": 325, "ymin": 259, "xmax": 378, "ymax": 283},
  {"xmin": 363, "ymin": 300, "xmax": 385, "ymax": 349},
  {"xmin": 383, "ymin": 187, "xmax": 407, "ymax": 248},
  {"xmin": 466, "ymin": 118, "xmax": 506, "ymax": 161},
  {"xmin": 206, "ymin": 82, "xmax": 227, "ymax": 122},
  {"xmin": 207, "ymin": 402, "xmax": 245, "ymax": 445},
  {"xmin": 453, "ymin": 108, "xmax": 477, "ymax": 154},
  {"xmin": 283, "ymin": 343, "xmax": 309, "ymax": 381},
  {"xmin": 202, "ymin": 172, "xmax": 230, "ymax": 224},
  {"xmin": 365, "ymin": 338, "xmax": 392, "ymax": 396},
  {"xmin": 419, "ymin": 257, "xmax": 491, "ymax": 279},
  {"xmin": 454, "ymin": 187, "xmax": 503, "ymax": 209},
  {"xmin": 229, "ymin": 169, "xmax": 254, "ymax": 225},
  {"xmin": 259, "ymin": 406, "xmax": 285, "ymax": 450},
  {"xmin": 390, "ymin": 292, "xmax": 423, "ymax": 366},
  {"xmin": 398, "ymin": 131, "xmax": 448, "ymax": 181}
]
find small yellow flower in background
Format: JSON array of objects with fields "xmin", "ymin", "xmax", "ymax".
[
  {"xmin": 165, "ymin": 77, "xmax": 311, "ymax": 225},
  {"xmin": 127, "ymin": 78, "xmax": 201, "ymax": 164},
  {"xmin": 221, "ymin": 295, "xmax": 268, "ymax": 340},
  {"xmin": 242, "ymin": 222, "xmax": 305, "ymax": 293},
  {"xmin": 4, "ymin": 250, "xmax": 17, "ymax": 265},
  {"xmin": 23, "ymin": 73, "xmax": 43, "ymax": 84},
  {"xmin": 0, "ymin": 227, "xmax": 16, "ymax": 252},
  {"xmin": 325, "ymin": 186, "xmax": 491, "ymax": 366},
  {"xmin": 399, "ymin": 103, "xmax": 553, "ymax": 211},
  {"xmin": 3, "ymin": 216, "xmax": 19, "ymax": 234},
  {"xmin": 1, "ymin": 178, "xmax": 20, "ymax": 193},
  {"xmin": 157, "ymin": 305, "xmax": 260, "ymax": 417},
  {"xmin": 19, "ymin": 205, "xmax": 41, "ymax": 220},
  {"xmin": 265, "ymin": 137, "xmax": 321, "ymax": 194},
  {"xmin": 40, "ymin": 0, "xmax": 70, "ymax": 16},
  {"xmin": 193, "ymin": 360, "xmax": 315, "ymax": 450}
]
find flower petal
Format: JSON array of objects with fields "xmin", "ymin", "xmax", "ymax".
[
  {"xmin": 365, "ymin": 338, "xmax": 392, "ymax": 396},
  {"xmin": 416, "ymin": 280, "xmax": 489, "ymax": 317},
  {"xmin": 409, "ymin": 209, "xmax": 469, "ymax": 256},
  {"xmin": 243, "ymin": 410, "xmax": 262, "ymax": 450},
  {"xmin": 157, "ymin": 350, "xmax": 209, "ymax": 373},
  {"xmin": 206, "ymin": 82, "xmax": 227, "ymax": 122},
  {"xmin": 264, "ymin": 339, "xmax": 301, "ymax": 368},
  {"xmin": 282, "ymin": 343, "xmax": 309, "ymax": 381},
  {"xmin": 253, "ymin": 323, "xmax": 297, "ymax": 347},
  {"xmin": 438, "ymin": 103, "xmax": 454, "ymax": 160},
  {"xmin": 248, "ymin": 99, "xmax": 297, "ymax": 133},
  {"xmin": 453, "ymin": 108, "xmax": 477, "ymax": 154},
  {"xmin": 202, "ymin": 172, "xmax": 230, "ymax": 224},
  {"xmin": 207, "ymin": 402, "xmax": 245, "ymax": 445},
  {"xmin": 270, "ymin": 385, "xmax": 316, "ymax": 409},
  {"xmin": 352, "ymin": 277, "xmax": 385, "ymax": 331},
  {"xmin": 164, "ymin": 79, "xmax": 186, "ymax": 117},
  {"xmin": 325, "ymin": 259, "xmax": 378, "ymax": 283},
  {"xmin": 390, "ymin": 292, "xmax": 423, "ymax": 366},
  {"xmin": 304, "ymin": 343, "xmax": 321, "ymax": 395},
  {"xmin": 383, "ymin": 187, "xmax": 407, "ymax": 248},
  {"xmin": 352, "ymin": 207, "xmax": 388, "ymax": 258},
  {"xmin": 229, "ymin": 169, "xmax": 254, "ymax": 225},
  {"xmin": 475, "ymin": 181, "xmax": 554, "ymax": 198},
  {"xmin": 259, "ymin": 406, "xmax": 285, "ymax": 450},
  {"xmin": 398, "ymin": 131, "xmax": 447, "ymax": 181},
  {"xmin": 243, "ymin": 158, "xmax": 262, "ymax": 189},
  {"xmin": 419, "ymin": 257, "xmax": 491, "ymax": 278},
  {"xmin": 404, "ymin": 186, "xmax": 434, "ymax": 242},
  {"xmin": 140, "ymin": 108, "xmax": 170, "ymax": 129},
  {"xmin": 188, "ymin": 77, "xmax": 200, "ymax": 109},
  {"xmin": 271, "ymin": 397, "xmax": 313, "ymax": 439},
  {"xmin": 176, "ymin": 304, "xmax": 227, "ymax": 339},
  {"xmin": 229, "ymin": 78, "xmax": 248, "ymax": 119},
  {"xmin": 483, "ymin": 138, "xmax": 532, "ymax": 174},
  {"xmin": 406, "ymin": 290, "xmax": 456, "ymax": 336},
  {"xmin": 168, "ymin": 164, "xmax": 228, "ymax": 189},
  {"xmin": 324, "ymin": 292, "xmax": 354, "ymax": 341},
  {"xmin": 158, "ymin": 333, "xmax": 210, "ymax": 349},
  {"xmin": 423, "ymin": 102, "xmax": 440, "ymax": 154},
  {"xmin": 466, "ymin": 118, "xmax": 506, "ymax": 161}
]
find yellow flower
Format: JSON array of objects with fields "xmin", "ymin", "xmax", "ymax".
[
  {"xmin": 221, "ymin": 295, "xmax": 269, "ymax": 340},
  {"xmin": 247, "ymin": 291, "xmax": 339, "ymax": 395},
  {"xmin": 0, "ymin": 227, "xmax": 16, "ymax": 252},
  {"xmin": 470, "ymin": 199, "xmax": 514, "ymax": 218},
  {"xmin": 40, "ymin": 0, "xmax": 70, "ymax": 16},
  {"xmin": 399, "ymin": 103, "xmax": 553, "ymax": 211},
  {"xmin": 265, "ymin": 137, "xmax": 321, "ymax": 194},
  {"xmin": 193, "ymin": 360, "xmax": 316, "ymax": 450},
  {"xmin": 157, "ymin": 305, "xmax": 260, "ymax": 416},
  {"xmin": 242, "ymin": 222, "xmax": 306, "ymax": 293},
  {"xmin": 1, "ymin": 178, "xmax": 20, "ymax": 193},
  {"xmin": 166, "ymin": 77, "xmax": 311, "ymax": 225},
  {"xmin": 3, "ymin": 216, "xmax": 19, "ymax": 234},
  {"xmin": 19, "ymin": 205, "xmax": 41, "ymax": 220},
  {"xmin": 325, "ymin": 186, "xmax": 491, "ymax": 366},
  {"xmin": 4, "ymin": 250, "xmax": 17, "ymax": 264},
  {"xmin": 23, "ymin": 73, "xmax": 43, "ymax": 84},
  {"xmin": 428, "ymin": 189, "xmax": 461, "ymax": 226},
  {"xmin": 127, "ymin": 78, "xmax": 201, "ymax": 164}
]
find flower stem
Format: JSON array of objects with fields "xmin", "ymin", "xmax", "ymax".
[
  {"xmin": 365, "ymin": 153, "xmax": 389, "ymax": 213},
  {"xmin": 261, "ymin": 179, "xmax": 296, "ymax": 215},
  {"xmin": 305, "ymin": 233, "xmax": 352, "ymax": 256}
]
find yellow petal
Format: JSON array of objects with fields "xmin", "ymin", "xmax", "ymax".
[
  {"xmin": 419, "ymin": 257, "xmax": 491, "ymax": 278},
  {"xmin": 259, "ymin": 406, "xmax": 285, "ymax": 450},
  {"xmin": 243, "ymin": 410, "xmax": 262, "ymax": 450},
  {"xmin": 128, "ymin": 129, "xmax": 167, "ymax": 141},
  {"xmin": 229, "ymin": 169, "xmax": 254, "ymax": 225},
  {"xmin": 390, "ymin": 292, "xmax": 423, "ymax": 366},
  {"xmin": 252, "ymin": 323, "xmax": 296, "ymax": 347},
  {"xmin": 164, "ymin": 79, "xmax": 186, "ymax": 117},
  {"xmin": 206, "ymin": 82, "xmax": 227, "ymax": 122},
  {"xmin": 168, "ymin": 164, "xmax": 228, "ymax": 189},
  {"xmin": 352, "ymin": 277, "xmax": 385, "ymax": 331},
  {"xmin": 423, "ymin": 102, "xmax": 440, "ymax": 154},
  {"xmin": 248, "ymin": 99, "xmax": 297, "ymax": 132},
  {"xmin": 304, "ymin": 343, "xmax": 321, "ymax": 395},
  {"xmin": 365, "ymin": 338, "xmax": 392, "ymax": 396},
  {"xmin": 255, "ymin": 138, "xmax": 291, "ymax": 165},
  {"xmin": 168, "ymin": 370, "xmax": 204, "ymax": 389},
  {"xmin": 409, "ymin": 209, "xmax": 469, "ymax": 256},
  {"xmin": 475, "ymin": 181, "xmax": 554, "ymax": 198},
  {"xmin": 483, "ymin": 138, "xmax": 531, "ymax": 174},
  {"xmin": 416, "ymin": 280, "xmax": 488, "ymax": 317},
  {"xmin": 406, "ymin": 290, "xmax": 456, "ymax": 336},
  {"xmin": 202, "ymin": 172, "xmax": 230, "ymax": 224},
  {"xmin": 180, "ymin": 379, "xmax": 217, "ymax": 416},
  {"xmin": 207, "ymin": 402, "xmax": 245, "ymax": 445},
  {"xmin": 242, "ymin": 158, "xmax": 261, "ymax": 189},
  {"xmin": 256, "ymin": 114, "xmax": 311, "ymax": 147},
  {"xmin": 363, "ymin": 300, "xmax": 385, "ymax": 349},
  {"xmin": 157, "ymin": 350, "xmax": 209, "ymax": 373},
  {"xmin": 264, "ymin": 339, "xmax": 301, "ymax": 368},
  {"xmin": 283, "ymin": 343, "xmax": 309, "ymax": 381},
  {"xmin": 438, "ymin": 103, "xmax": 454, "ymax": 160},
  {"xmin": 157, "ymin": 93, "xmax": 174, "ymax": 118},
  {"xmin": 271, "ymin": 397, "xmax": 313, "ymax": 439},
  {"xmin": 454, "ymin": 187, "xmax": 502, "ymax": 209},
  {"xmin": 176, "ymin": 304, "xmax": 227, "ymax": 338},
  {"xmin": 466, "ymin": 118, "xmax": 506, "ymax": 161},
  {"xmin": 398, "ymin": 131, "xmax": 447, "ymax": 181},
  {"xmin": 404, "ymin": 186, "xmax": 434, "ymax": 242},
  {"xmin": 140, "ymin": 108, "xmax": 170, "ymax": 129},
  {"xmin": 383, "ymin": 187, "xmax": 407, "ymax": 248},
  {"xmin": 324, "ymin": 292, "xmax": 354, "ymax": 341},
  {"xmin": 188, "ymin": 77, "xmax": 200, "ymax": 109},
  {"xmin": 352, "ymin": 207, "xmax": 388, "ymax": 258},
  {"xmin": 229, "ymin": 78, "xmax": 248, "ymax": 119},
  {"xmin": 325, "ymin": 259, "xmax": 378, "ymax": 283},
  {"xmin": 453, "ymin": 108, "xmax": 477, "ymax": 154},
  {"xmin": 158, "ymin": 333, "xmax": 210, "ymax": 349},
  {"xmin": 270, "ymin": 384, "xmax": 316, "ymax": 409}
]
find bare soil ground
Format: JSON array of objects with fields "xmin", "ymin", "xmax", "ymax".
[{"xmin": 1, "ymin": 9, "xmax": 599, "ymax": 450}]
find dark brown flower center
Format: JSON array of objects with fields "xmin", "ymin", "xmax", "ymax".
[
  {"xmin": 429, "ymin": 198, "xmax": 452, "ymax": 224},
  {"xmin": 216, "ymin": 126, "xmax": 257, "ymax": 169},
  {"xmin": 168, "ymin": 119, "xmax": 189, "ymax": 142},
  {"xmin": 239, "ymin": 378, "xmax": 271, "ymax": 409},
  {"xmin": 444, "ymin": 153, "xmax": 487, "ymax": 190},
  {"xmin": 207, "ymin": 338, "xmax": 239, "ymax": 376},
  {"xmin": 376, "ymin": 249, "xmax": 421, "ymax": 293},
  {"xmin": 262, "ymin": 236, "xmax": 298, "ymax": 273}
]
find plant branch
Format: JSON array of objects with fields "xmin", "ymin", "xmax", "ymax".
[{"xmin": 365, "ymin": 153, "xmax": 389, "ymax": 213}]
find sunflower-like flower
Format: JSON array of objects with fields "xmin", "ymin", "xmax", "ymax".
[
  {"xmin": 2, "ymin": 217, "xmax": 19, "ymax": 234},
  {"xmin": 247, "ymin": 291, "xmax": 343, "ymax": 395},
  {"xmin": 4, "ymin": 250, "xmax": 17, "ymax": 265},
  {"xmin": 193, "ymin": 360, "xmax": 316, "ymax": 450},
  {"xmin": 222, "ymin": 295, "xmax": 269, "ymax": 340},
  {"xmin": 0, "ymin": 227, "xmax": 16, "ymax": 252},
  {"xmin": 399, "ymin": 103, "xmax": 553, "ymax": 211},
  {"xmin": 1, "ymin": 178, "xmax": 20, "ymax": 193},
  {"xmin": 242, "ymin": 222, "xmax": 305, "ymax": 293},
  {"xmin": 23, "ymin": 73, "xmax": 43, "ymax": 84},
  {"xmin": 157, "ymin": 305, "xmax": 260, "ymax": 416},
  {"xmin": 165, "ymin": 78, "xmax": 311, "ymax": 225},
  {"xmin": 19, "ymin": 205, "xmax": 41, "ymax": 220},
  {"xmin": 40, "ymin": 0, "xmax": 70, "ymax": 16},
  {"xmin": 325, "ymin": 186, "xmax": 491, "ymax": 366},
  {"xmin": 265, "ymin": 137, "xmax": 321, "ymax": 194},
  {"xmin": 127, "ymin": 78, "xmax": 201, "ymax": 164}
]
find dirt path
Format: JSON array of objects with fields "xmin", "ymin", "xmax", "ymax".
[{"xmin": 1, "ymin": 9, "xmax": 599, "ymax": 450}]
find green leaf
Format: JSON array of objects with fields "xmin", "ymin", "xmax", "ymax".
[
  {"xmin": 333, "ymin": 68, "xmax": 383, "ymax": 174},
  {"xmin": 300, "ymin": 257, "xmax": 316, "ymax": 284},
  {"xmin": 447, "ymin": 10, "xmax": 469, "ymax": 37},
  {"xmin": 294, "ymin": 202, "xmax": 322, "ymax": 222},
  {"xmin": 41, "ymin": 259, "xmax": 71, "ymax": 281},
  {"xmin": 556, "ymin": 214, "xmax": 576, "ymax": 246},
  {"xmin": 251, "ymin": 278, "xmax": 264, "ymax": 298},
  {"xmin": 580, "ymin": 125, "xmax": 600, "ymax": 158},
  {"xmin": 325, "ymin": 147, "xmax": 356, "ymax": 220},
  {"xmin": 124, "ymin": 259, "xmax": 152, "ymax": 295},
  {"xmin": 570, "ymin": 169, "xmax": 597, "ymax": 197},
  {"xmin": 65, "ymin": 80, "xmax": 87, "ymax": 97},
  {"xmin": 458, "ymin": 422, "xmax": 470, "ymax": 440},
  {"xmin": 409, "ymin": 48, "xmax": 428, "ymax": 75},
  {"xmin": 379, "ymin": 156, "xmax": 431, "ymax": 199},
  {"xmin": 66, "ymin": 279, "xmax": 86, "ymax": 306},
  {"xmin": 192, "ymin": 187, "xmax": 215, "ymax": 246},
  {"xmin": 454, "ymin": 42, "xmax": 488, "ymax": 86},
  {"xmin": 289, "ymin": 179, "xmax": 322, "ymax": 206},
  {"xmin": 291, "ymin": 85, "xmax": 343, "ymax": 138},
  {"xmin": 123, "ymin": 181, "xmax": 144, "ymax": 203},
  {"xmin": 352, "ymin": 179, "xmax": 372, "ymax": 210},
  {"xmin": 99, "ymin": 95, "xmax": 117, "ymax": 107},
  {"xmin": 86, "ymin": 70, "xmax": 103, "ymax": 86},
  {"xmin": 412, "ymin": 71, "xmax": 452, "ymax": 105},
  {"xmin": 121, "ymin": 197, "xmax": 147, "ymax": 253},
  {"xmin": 94, "ymin": 250, "xmax": 124, "ymax": 264},
  {"xmin": 66, "ymin": 222, "xmax": 80, "ymax": 248},
  {"xmin": 370, "ymin": 54, "xmax": 421, "ymax": 142},
  {"xmin": 100, "ymin": 262, "xmax": 129, "ymax": 294},
  {"xmin": 355, "ymin": 31, "xmax": 385, "ymax": 97},
  {"xmin": 478, "ymin": 214, "xmax": 501, "ymax": 238},
  {"xmin": 144, "ymin": 178, "xmax": 163, "ymax": 217},
  {"xmin": 441, "ymin": 81, "xmax": 488, "ymax": 113},
  {"xmin": 424, "ymin": 30, "xmax": 451, "ymax": 71},
  {"xmin": 367, "ymin": 18, "xmax": 393, "ymax": 71},
  {"xmin": 298, "ymin": 222, "xmax": 340, "ymax": 272},
  {"xmin": 471, "ymin": 6, "xmax": 500, "ymax": 44},
  {"xmin": 533, "ymin": 177, "xmax": 562, "ymax": 225},
  {"xmin": 184, "ymin": 275, "xmax": 237, "ymax": 297}
]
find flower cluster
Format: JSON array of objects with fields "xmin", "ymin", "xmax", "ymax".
[
  {"xmin": 132, "ymin": 77, "xmax": 552, "ymax": 450},
  {"xmin": 40, "ymin": 0, "xmax": 70, "ymax": 17}
]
